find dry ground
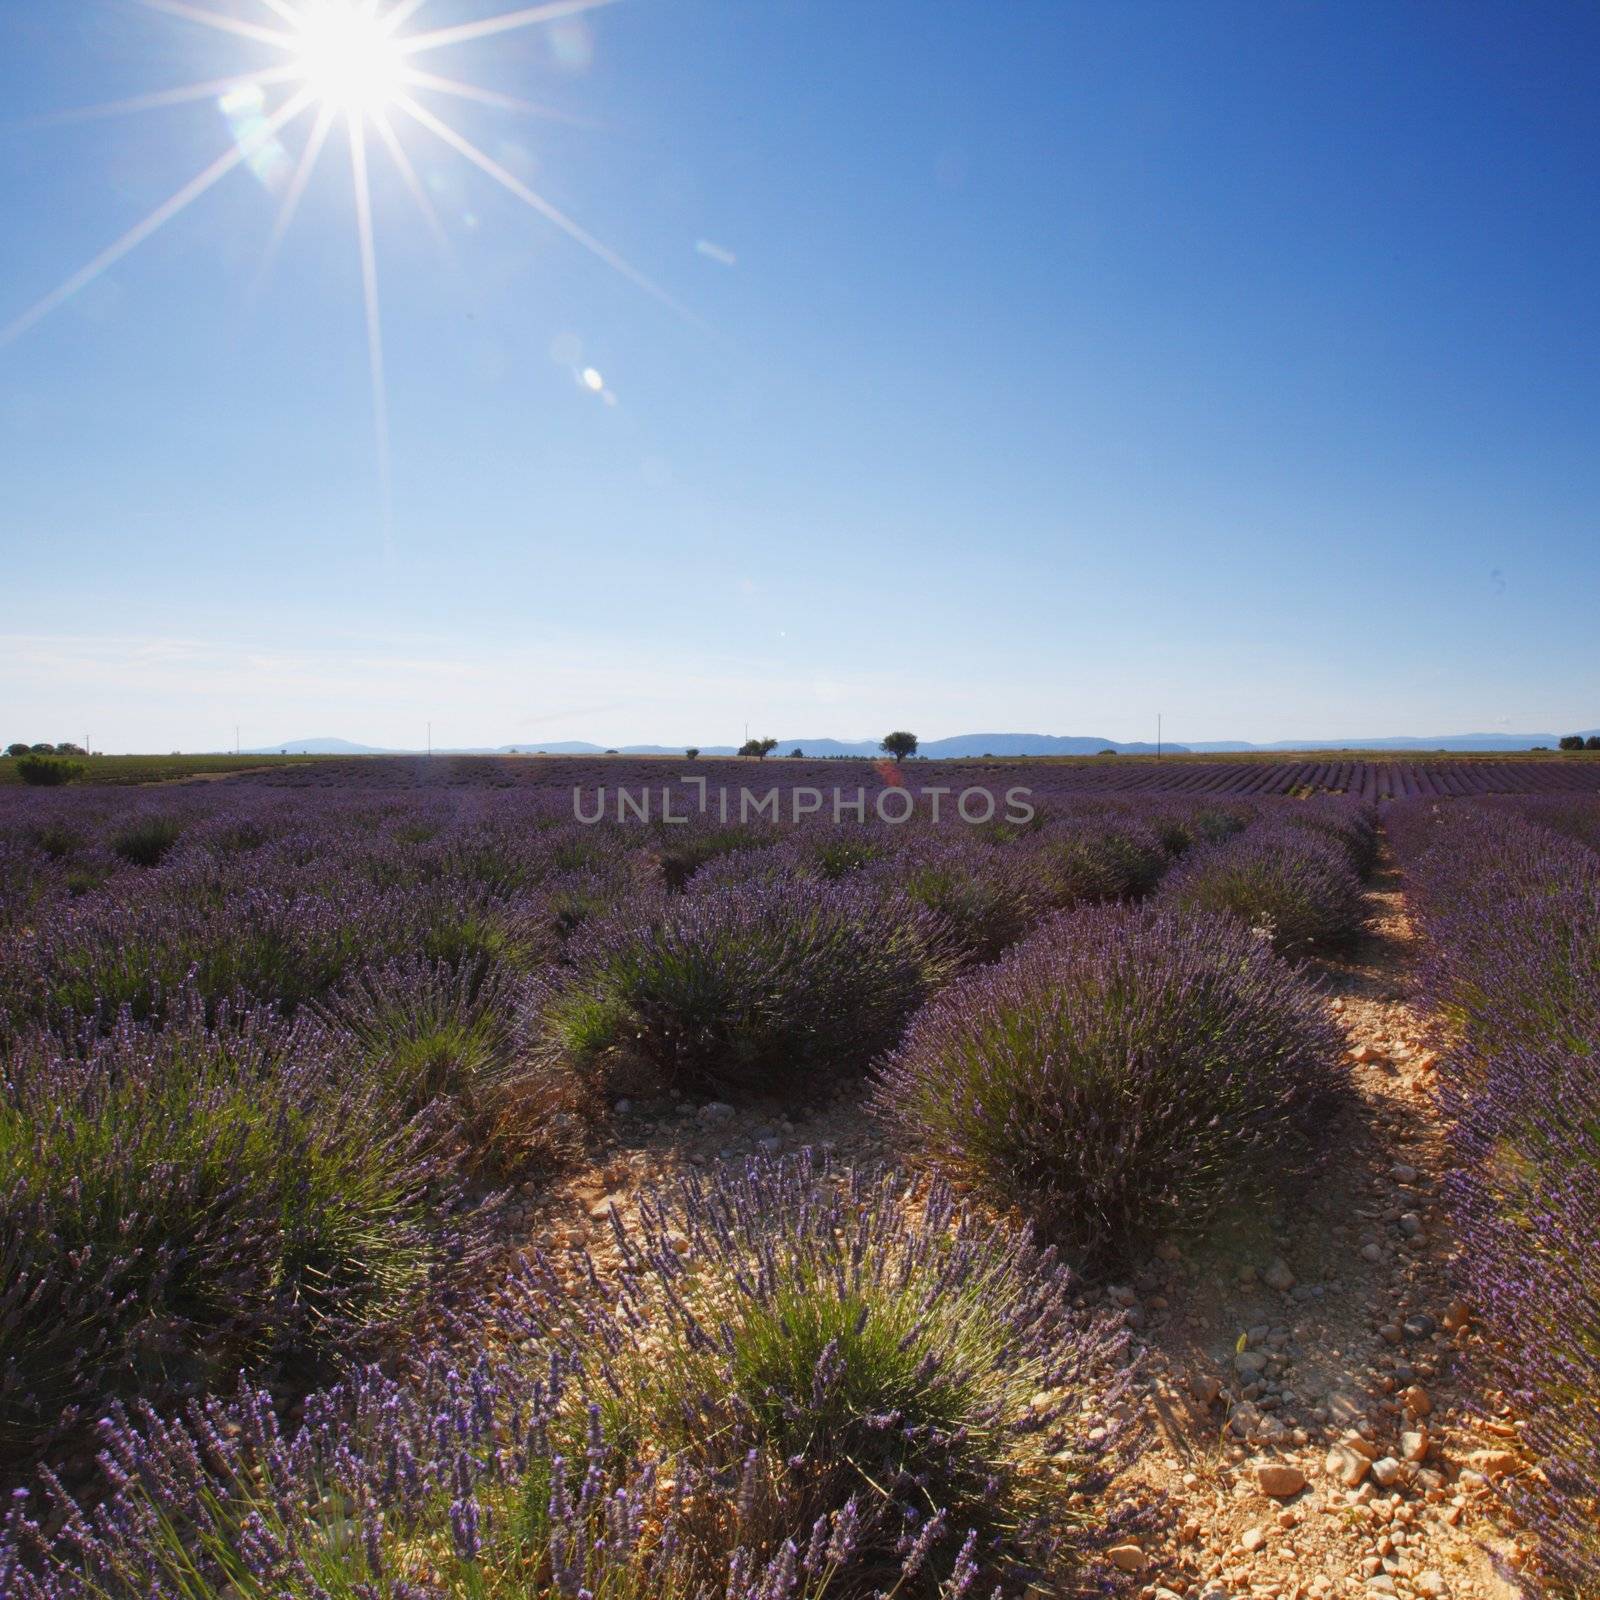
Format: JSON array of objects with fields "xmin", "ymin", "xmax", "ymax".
[{"xmin": 490, "ymin": 844, "xmax": 1535, "ymax": 1600}]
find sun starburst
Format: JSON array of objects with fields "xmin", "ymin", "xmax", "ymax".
[{"xmin": 4, "ymin": 0, "xmax": 698, "ymax": 547}]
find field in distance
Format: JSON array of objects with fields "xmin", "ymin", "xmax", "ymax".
[{"xmin": 0, "ymin": 752, "xmax": 319, "ymax": 785}]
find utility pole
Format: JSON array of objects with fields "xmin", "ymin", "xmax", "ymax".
[
  {"xmin": 1157, "ymin": 713, "xmax": 1162, "ymax": 761},
  {"xmin": 235, "ymin": 725, "xmax": 240, "ymax": 756},
  {"xmin": 426, "ymin": 722, "xmax": 432, "ymax": 757}
]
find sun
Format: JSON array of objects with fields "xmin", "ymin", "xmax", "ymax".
[
  {"xmin": 291, "ymin": 2, "xmax": 404, "ymax": 117},
  {"xmin": 2, "ymin": 0, "xmax": 702, "ymax": 550}
]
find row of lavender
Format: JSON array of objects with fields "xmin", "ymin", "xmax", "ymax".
[
  {"xmin": 233, "ymin": 751, "xmax": 1600, "ymax": 798},
  {"xmin": 1389, "ymin": 798, "xmax": 1600, "ymax": 1595},
  {"xmin": 1, "ymin": 782, "xmax": 1373, "ymax": 1596}
]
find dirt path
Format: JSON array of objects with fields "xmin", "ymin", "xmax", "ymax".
[
  {"xmin": 492, "ymin": 844, "xmax": 1532, "ymax": 1599},
  {"xmin": 1110, "ymin": 845, "xmax": 1529, "ymax": 1600}
]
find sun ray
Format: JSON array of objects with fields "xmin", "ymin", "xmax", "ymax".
[
  {"xmin": 136, "ymin": 0, "xmax": 296, "ymax": 51},
  {"xmin": 399, "ymin": 66, "xmax": 595, "ymax": 125},
  {"xmin": 395, "ymin": 93, "xmax": 706, "ymax": 331},
  {"xmin": 370, "ymin": 110, "xmax": 448, "ymax": 251},
  {"xmin": 251, "ymin": 100, "xmax": 338, "ymax": 299},
  {"xmin": 379, "ymin": 0, "xmax": 433, "ymax": 33},
  {"xmin": 25, "ymin": 67, "xmax": 300, "ymax": 128},
  {"xmin": 3, "ymin": 88, "xmax": 315, "ymax": 347},
  {"xmin": 397, "ymin": 0, "xmax": 617, "ymax": 57},
  {"xmin": 254, "ymin": 0, "xmax": 307, "ymax": 24},
  {"xmin": 348, "ymin": 112, "xmax": 395, "ymax": 552}
]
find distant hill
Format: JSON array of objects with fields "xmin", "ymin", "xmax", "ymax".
[
  {"xmin": 252, "ymin": 733, "xmax": 1189, "ymax": 758},
  {"xmin": 1184, "ymin": 731, "xmax": 1597, "ymax": 753},
  {"xmin": 252, "ymin": 729, "xmax": 1599, "ymax": 758}
]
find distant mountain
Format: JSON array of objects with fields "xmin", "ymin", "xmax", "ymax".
[
  {"xmin": 255, "ymin": 737, "xmax": 392, "ymax": 755},
  {"xmin": 253, "ymin": 734, "xmax": 1189, "ymax": 758},
  {"xmin": 915, "ymin": 733, "xmax": 1179, "ymax": 758},
  {"xmin": 1184, "ymin": 732, "xmax": 1593, "ymax": 753},
  {"xmin": 252, "ymin": 729, "xmax": 1598, "ymax": 759}
]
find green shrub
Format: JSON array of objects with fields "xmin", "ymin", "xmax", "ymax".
[{"xmin": 15, "ymin": 757, "xmax": 82, "ymax": 787}]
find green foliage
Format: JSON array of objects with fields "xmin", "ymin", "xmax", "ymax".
[
  {"xmin": 880, "ymin": 730, "xmax": 918, "ymax": 762},
  {"xmin": 876, "ymin": 906, "xmax": 1343, "ymax": 1270},
  {"xmin": 0, "ymin": 1010, "xmax": 456, "ymax": 1455},
  {"xmin": 520, "ymin": 1158, "xmax": 1130, "ymax": 1597},
  {"xmin": 15, "ymin": 756, "xmax": 82, "ymax": 787},
  {"xmin": 1559, "ymin": 735, "xmax": 1585, "ymax": 751},
  {"xmin": 539, "ymin": 879, "xmax": 947, "ymax": 1097}
]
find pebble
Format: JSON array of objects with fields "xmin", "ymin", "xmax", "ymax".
[
  {"xmin": 1263, "ymin": 1258, "xmax": 1297, "ymax": 1292},
  {"xmin": 1399, "ymin": 1386, "xmax": 1432, "ymax": 1417},
  {"xmin": 1106, "ymin": 1543, "xmax": 1148, "ymax": 1572},
  {"xmin": 1400, "ymin": 1430, "xmax": 1429, "ymax": 1463},
  {"xmin": 1465, "ymin": 1448, "xmax": 1521, "ymax": 1480},
  {"xmin": 1191, "ymin": 1372, "xmax": 1222, "ymax": 1406},
  {"xmin": 1414, "ymin": 1570, "xmax": 1448, "ymax": 1596},
  {"xmin": 1369, "ymin": 1456, "xmax": 1402, "ymax": 1488},
  {"xmin": 1254, "ymin": 1462, "xmax": 1307, "ymax": 1498},
  {"xmin": 1239, "ymin": 1527, "xmax": 1266, "ymax": 1553},
  {"xmin": 1326, "ymin": 1444, "xmax": 1371, "ymax": 1487},
  {"xmin": 699, "ymin": 1101, "xmax": 736, "ymax": 1124}
]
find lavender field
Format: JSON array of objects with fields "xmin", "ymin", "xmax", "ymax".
[{"xmin": 0, "ymin": 764, "xmax": 1595, "ymax": 1598}]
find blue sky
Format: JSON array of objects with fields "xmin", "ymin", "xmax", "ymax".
[{"xmin": 2, "ymin": 0, "xmax": 1597, "ymax": 751}]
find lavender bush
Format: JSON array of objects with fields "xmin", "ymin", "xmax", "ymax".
[
  {"xmin": 1156, "ymin": 818, "xmax": 1366, "ymax": 953},
  {"xmin": 1278, "ymin": 797, "xmax": 1378, "ymax": 875},
  {"xmin": 1390, "ymin": 801, "xmax": 1600, "ymax": 1594},
  {"xmin": 537, "ymin": 877, "xmax": 951, "ymax": 1098},
  {"xmin": 874, "ymin": 905, "xmax": 1343, "ymax": 1269},
  {"xmin": 0, "ymin": 994, "xmax": 480, "ymax": 1465},
  {"xmin": 1024, "ymin": 818, "xmax": 1170, "ymax": 910},
  {"xmin": 2, "ymin": 1155, "xmax": 1140, "ymax": 1600},
  {"xmin": 862, "ymin": 833, "xmax": 1040, "ymax": 965},
  {"xmin": 507, "ymin": 1152, "xmax": 1138, "ymax": 1596}
]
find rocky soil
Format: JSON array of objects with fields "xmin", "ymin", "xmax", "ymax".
[
  {"xmin": 491, "ymin": 844, "xmax": 1533, "ymax": 1600},
  {"xmin": 1099, "ymin": 852, "xmax": 1531, "ymax": 1600}
]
